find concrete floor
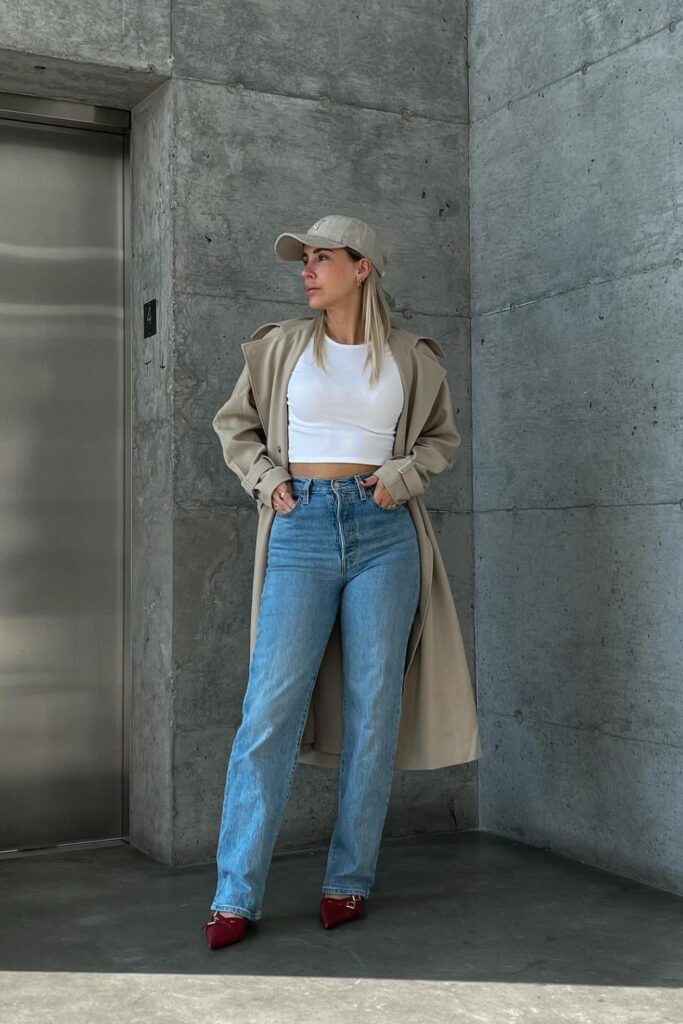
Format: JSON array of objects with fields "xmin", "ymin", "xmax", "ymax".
[{"xmin": 0, "ymin": 830, "xmax": 681, "ymax": 1023}]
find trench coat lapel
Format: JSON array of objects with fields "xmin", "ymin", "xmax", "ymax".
[{"xmin": 241, "ymin": 317, "xmax": 315, "ymax": 466}]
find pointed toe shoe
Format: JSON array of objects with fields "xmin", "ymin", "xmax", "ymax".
[
  {"xmin": 203, "ymin": 910, "xmax": 249, "ymax": 949},
  {"xmin": 319, "ymin": 894, "xmax": 366, "ymax": 929}
]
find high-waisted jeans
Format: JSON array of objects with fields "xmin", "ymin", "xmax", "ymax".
[{"xmin": 210, "ymin": 470, "xmax": 421, "ymax": 920}]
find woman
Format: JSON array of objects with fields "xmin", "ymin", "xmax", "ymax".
[{"xmin": 203, "ymin": 215, "xmax": 482, "ymax": 950}]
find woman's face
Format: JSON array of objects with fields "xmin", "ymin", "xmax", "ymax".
[{"xmin": 300, "ymin": 244, "xmax": 370, "ymax": 310}]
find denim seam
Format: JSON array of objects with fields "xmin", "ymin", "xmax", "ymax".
[
  {"xmin": 325, "ymin": 684, "xmax": 349, "ymax": 883},
  {"xmin": 321, "ymin": 886, "xmax": 370, "ymax": 898},
  {"xmin": 358, "ymin": 688, "xmax": 405, "ymax": 892},
  {"xmin": 331, "ymin": 480, "xmax": 346, "ymax": 573},
  {"xmin": 210, "ymin": 902, "xmax": 260, "ymax": 922}
]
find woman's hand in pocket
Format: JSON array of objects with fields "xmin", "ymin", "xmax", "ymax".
[
  {"xmin": 271, "ymin": 480, "xmax": 297, "ymax": 513},
  {"xmin": 361, "ymin": 474, "xmax": 397, "ymax": 509}
]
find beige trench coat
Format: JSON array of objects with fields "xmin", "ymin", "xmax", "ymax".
[{"xmin": 213, "ymin": 315, "xmax": 483, "ymax": 770}]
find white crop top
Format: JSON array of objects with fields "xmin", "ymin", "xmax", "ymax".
[{"xmin": 287, "ymin": 334, "xmax": 404, "ymax": 463}]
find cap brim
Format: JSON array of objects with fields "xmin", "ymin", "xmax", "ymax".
[{"xmin": 274, "ymin": 232, "xmax": 347, "ymax": 262}]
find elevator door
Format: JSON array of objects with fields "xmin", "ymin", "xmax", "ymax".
[{"xmin": 0, "ymin": 118, "xmax": 126, "ymax": 850}]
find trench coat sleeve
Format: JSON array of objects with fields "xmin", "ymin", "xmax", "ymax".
[
  {"xmin": 212, "ymin": 362, "xmax": 292, "ymax": 507},
  {"xmin": 373, "ymin": 362, "xmax": 462, "ymax": 504}
]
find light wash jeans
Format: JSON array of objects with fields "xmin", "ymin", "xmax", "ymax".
[{"xmin": 210, "ymin": 470, "xmax": 421, "ymax": 920}]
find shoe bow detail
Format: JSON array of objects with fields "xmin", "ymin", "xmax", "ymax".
[{"xmin": 203, "ymin": 910, "xmax": 248, "ymax": 949}]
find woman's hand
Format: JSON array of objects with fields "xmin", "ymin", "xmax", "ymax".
[
  {"xmin": 271, "ymin": 480, "xmax": 297, "ymax": 513},
  {"xmin": 361, "ymin": 474, "xmax": 398, "ymax": 509}
]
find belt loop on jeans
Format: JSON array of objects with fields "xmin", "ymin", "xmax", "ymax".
[
  {"xmin": 301, "ymin": 477, "xmax": 312, "ymax": 504},
  {"xmin": 354, "ymin": 474, "xmax": 369, "ymax": 500}
]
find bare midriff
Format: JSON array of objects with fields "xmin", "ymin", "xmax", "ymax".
[{"xmin": 288, "ymin": 461, "xmax": 380, "ymax": 478}]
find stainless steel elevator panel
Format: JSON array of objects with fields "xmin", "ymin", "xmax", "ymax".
[{"xmin": 0, "ymin": 120, "xmax": 125, "ymax": 849}]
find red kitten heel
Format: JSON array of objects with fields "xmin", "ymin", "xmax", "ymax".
[
  {"xmin": 319, "ymin": 894, "xmax": 366, "ymax": 929},
  {"xmin": 203, "ymin": 910, "xmax": 249, "ymax": 949}
]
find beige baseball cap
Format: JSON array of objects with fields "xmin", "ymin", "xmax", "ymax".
[{"xmin": 274, "ymin": 214, "xmax": 386, "ymax": 277}]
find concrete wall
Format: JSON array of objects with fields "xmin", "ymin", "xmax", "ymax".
[
  {"xmin": 0, "ymin": 1, "xmax": 478, "ymax": 863},
  {"xmin": 0, "ymin": 2, "xmax": 170, "ymax": 106},
  {"xmin": 470, "ymin": 2, "xmax": 683, "ymax": 894},
  {"xmin": 129, "ymin": 81, "xmax": 176, "ymax": 863}
]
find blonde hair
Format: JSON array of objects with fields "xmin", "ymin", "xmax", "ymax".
[{"xmin": 310, "ymin": 250, "xmax": 392, "ymax": 386}]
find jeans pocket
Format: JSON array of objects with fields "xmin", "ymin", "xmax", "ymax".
[
  {"xmin": 369, "ymin": 491, "xmax": 402, "ymax": 511},
  {"xmin": 275, "ymin": 493, "xmax": 302, "ymax": 516}
]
